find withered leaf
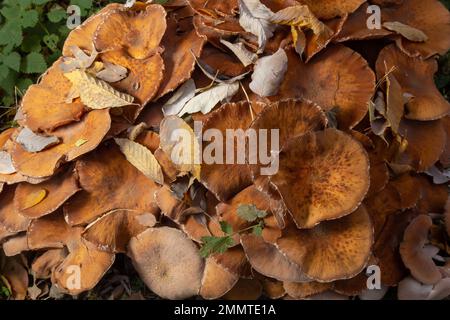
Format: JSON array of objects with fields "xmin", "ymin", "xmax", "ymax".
[
  {"xmin": 249, "ymin": 48, "xmax": 288, "ymax": 97},
  {"xmin": 115, "ymin": 138, "xmax": 164, "ymax": 185},
  {"xmin": 22, "ymin": 189, "xmax": 48, "ymax": 210},
  {"xmin": 16, "ymin": 128, "xmax": 60, "ymax": 153},
  {"xmin": 0, "ymin": 152, "xmax": 16, "ymax": 175},
  {"xmin": 60, "ymin": 45, "xmax": 98, "ymax": 73},
  {"xmin": 96, "ymin": 62, "xmax": 128, "ymax": 83},
  {"xmin": 220, "ymin": 39, "xmax": 258, "ymax": 67},
  {"xmin": 64, "ymin": 69, "xmax": 136, "ymax": 110},
  {"xmin": 162, "ymin": 79, "xmax": 196, "ymax": 116},
  {"xmin": 383, "ymin": 22, "xmax": 428, "ymax": 42}
]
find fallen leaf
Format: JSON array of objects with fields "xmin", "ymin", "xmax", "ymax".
[
  {"xmin": 115, "ymin": 138, "xmax": 164, "ymax": 185},
  {"xmin": 75, "ymin": 139, "xmax": 88, "ymax": 147},
  {"xmin": 238, "ymin": 0, "xmax": 276, "ymax": 52},
  {"xmin": 22, "ymin": 189, "xmax": 48, "ymax": 210},
  {"xmin": 249, "ymin": 48, "xmax": 288, "ymax": 97},
  {"xmin": 237, "ymin": 204, "xmax": 268, "ymax": 222},
  {"xmin": 383, "ymin": 21, "xmax": 428, "ymax": 42},
  {"xmin": 16, "ymin": 128, "xmax": 60, "ymax": 153},
  {"xmin": 60, "ymin": 45, "xmax": 98, "ymax": 73},
  {"xmin": 64, "ymin": 69, "xmax": 136, "ymax": 110},
  {"xmin": 96, "ymin": 62, "xmax": 128, "ymax": 83},
  {"xmin": 178, "ymin": 82, "xmax": 240, "ymax": 116},
  {"xmin": 162, "ymin": 79, "xmax": 196, "ymax": 116},
  {"xmin": 0, "ymin": 152, "xmax": 16, "ymax": 175},
  {"xmin": 220, "ymin": 39, "xmax": 258, "ymax": 67}
]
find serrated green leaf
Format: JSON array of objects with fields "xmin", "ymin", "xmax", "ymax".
[
  {"xmin": 43, "ymin": 34, "xmax": 59, "ymax": 52},
  {"xmin": 0, "ymin": 64, "xmax": 9, "ymax": 80},
  {"xmin": 21, "ymin": 9, "xmax": 39, "ymax": 28},
  {"xmin": 199, "ymin": 236, "xmax": 234, "ymax": 258},
  {"xmin": 3, "ymin": 52, "xmax": 21, "ymax": 72},
  {"xmin": 237, "ymin": 204, "xmax": 268, "ymax": 222},
  {"xmin": 0, "ymin": 69, "xmax": 17, "ymax": 94},
  {"xmin": 47, "ymin": 7, "xmax": 66, "ymax": 23},
  {"xmin": 22, "ymin": 52, "xmax": 47, "ymax": 74},
  {"xmin": 21, "ymin": 32, "xmax": 42, "ymax": 52},
  {"xmin": 252, "ymin": 225, "xmax": 263, "ymax": 236},
  {"xmin": 70, "ymin": 0, "xmax": 93, "ymax": 16},
  {"xmin": 17, "ymin": 78, "xmax": 33, "ymax": 92},
  {"xmin": 32, "ymin": 0, "xmax": 52, "ymax": 5},
  {"xmin": 0, "ymin": 6, "xmax": 21, "ymax": 21},
  {"xmin": 18, "ymin": 0, "xmax": 33, "ymax": 8},
  {"xmin": 220, "ymin": 221, "xmax": 233, "ymax": 235},
  {"xmin": 0, "ymin": 21, "xmax": 23, "ymax": 47}
]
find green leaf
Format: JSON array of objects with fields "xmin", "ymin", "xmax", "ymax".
[
  {"xmin": 48, "ymin": 7, "xmax": 66, "ymax": 23},
  {"xmin": 252, "ymin": 225, "xmax": 263, "ymax": 236},
  {"xmin": 220, "ymin": 221, "xmax": 233, "ymax": 235},
  {"xmin": 20, "ymin": 9, "xmax": 39, "ymax": 28},
  {"xmin": 22, "ymin": 52, "xmax": 47, "ymax": 74},
  {"xmin": 17, "ymin": 78, "xmax": 33, "ymax": 93},
  {"xmin": 199, "ymin": 236, "xmax": 234, "ymax": 258},
  {"xmin": 3, "ymin": 52, "xmax": 21, "ymax": 72},
  {"xmin": 0, "ymin": 69, "xmax": 18, "ymax": 95},
  {"xmin": 70, "ymin": 0, "xmax": 93, "ymax": 16},
  {"xmin": 43, "ymin": 34, "xmax": 59, "ymax": 52},
  {"xmin": 0, "ymin": 21, "xmax": 23, "ymax": 47},
  {"xmin": 21, "ymin": 32, "xmax": 42, "ymax": 52},
  {"xmin": 237, "ymin": 204, "xmax": 268, "ymax": 222},
  {"xmin": 32, "ymin": 0, "xmax": 52, "ymax": 5},
  {"xmin": 0, "ymin": 6, "xmax": 21, "ymax": 21},
  {"xmin": 0, "ymin": 64, "xmax": 10, "ymax": 80}
]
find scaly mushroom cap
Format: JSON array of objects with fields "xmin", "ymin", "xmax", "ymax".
[
  {"xmin": 396, "ymin": 119, "xmax": 446, "ymax": 172},
  {"xmin": 63, "ymin": 143, "xmax": 160, "ymax": 226},
  {"xmin": 270, "ymin": 128, "xmax": 370, "ymax": 229},
  {"xmin": 19, "ymin": 58, "xmax": 87, "ymax": 133},
  {"xmin": 62, "ymin": 3, "xmax": 122, "ymax": 56},
  {"xmin": 82, "ymin": 209, "xmax": 158, "ymax": 253},
  {"xmin": 11, "ymin": 109, "xmax": 111, "ymax": 179},
  {"xmin": 0, "ymin": 186, "xmax": 30, "ymax": 234},
  {"xmin": 276, "ymin": 46, "xmax": 375, "ymax": 129},
  {"xmin": 241, "ymin": 233, "xmax": 309, "ymax": 282},
  {"xmin": 94, "ymin": 5, "xmax": 167, "ymax": 60},
  {"xmin": 128, "ymin": 227, "xmax": 204, "ymax": 300},
  {"xmin": 100, "ymin": 50, "xmax": 164, "ymax": 121},
  {"xmin": 400, "ymin": 214, "xmax": 442, "ymax": 285},
  {"xmin": 376, "ymin": 45, "xmax": 450, "ymax": 121},
  {"xmin": 381, "ymin": 0, "xmax": 450, "ymax": 58},
  {"xmin": 297, "ymin": 0, "xmax": 365, "ymax": 19},
  {"xmin": 200, "ymin": 102, "xmax": 265, "ymax": 201},
  {"xmin": 14, "ymin": 167, "xmax": 81, "ymax": 219},
  {"xmin": 283, "ymin": 281, "xmax": 333, "ymax": 299},
  {"xmin": 200, "ymin": 257, "xmax": 239, "ymax": 300},
  {"xmin": 276, "ymin": 205, "xmax": 373, "ymax": 282},
  {"xmin": 156, "ymin": 15, "xmax": 206, "ymax": 99}
]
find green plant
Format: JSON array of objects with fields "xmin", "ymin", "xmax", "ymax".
[{"xmin": 0, "ymin": 0, "xmax": 118, "ymax": 128}]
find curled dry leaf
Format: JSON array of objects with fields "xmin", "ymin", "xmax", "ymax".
[
  {"xmin": 162, "ymin": 79, "xmax": 196, "ymax": 116},
  {"xmin": 96, "ymin": 62, "xmax": 128, "ymax": 83},
  {"xmin": 115, "ymin": 138, "xmax": 164, "ymax": 185},
  {"xmin": 220, "ymin": 39, "xmax": 258, "ymax": 67},
  {"xmin": 383, "ymin": 22, "xmax": 428, "ymax": 42},
  {"xmin": 128, "ymin": 227, "xmax": 204, "ymax": 300},
  {"xmin": 0, "ymin": 151, "xmax": 16, "ymax": 175},
  {"xmin": 249, "ymin": 48, "xmax": 288, "ymax": 97},
  {"xmin": 16, "ymin": 128, "xmax": 60, "ymax": 153}
]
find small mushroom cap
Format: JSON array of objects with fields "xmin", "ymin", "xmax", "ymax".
[
  {"xmin": 32, "ymin": 249, "xmax": 67, "ymax": 280},
  {"xmin": 62, "ymin": 3, "xmax": 122, "ymax": 56},
  {"xmin": 156, "ymin": 15, "xmax": 206, "ymax": 99},
  {"xmin": 283, "ymin": 281, "xmax": 333, "ymax": 299},
  {"xmin": 1, "ymin": 256, "xmax": 29, "ymax": 300},
  {"xmin": 270, "ymin": 128, "xmax": 370, "ymax": 229},
  {"xmin": 12, "ymin": 109, "xmax": 111, "ymax": 179},
  {"xmin": 212, "ymin": 245, "xmax": 252, "ymax": 278},
  {"xmin": 381, "ymin": 0, "xmax": 450, "ymax": 58},
  {"xmin": 14, "ymin": 168, "xmax": 81, "ymax": 219},
  {"xmin": 376, "ymin": 45, "xmax": 450, "ymax": 121},
  {"xmin": 400, "ymin": 214, "xmax": 442, "ymax": 285},
  {"xmin": 83, "ymin": 208, "xmax": 158, "ymax": 253},
  {"xmin": 64, "ymin": 143, "xmax": 160, "ymax": 226},
  {"xmin": 2, "ymin": 235, "xmax": 29, "ymax": 257},
  {"xmin": 297, "ymin": 0, "xmax": 365, "ymax": 19},
  {"xmin": 276, "ymin": 46, "xmax": 375, "ymax": 129},
  {"xmin": 200, "ymin": 257, "xmax": 239, "ymax": 300},
  {"xmin": 19, "ymin": 58, "xmax": 87, "ymax": 133},
  {"xmin": 253, "ymin": 272, "xmax": 286, "ymax": 299},
  {"xmin": 0, "ymin": 185, "xmax": 30, "ymax": 234},
  {"xmin": 128, "ymin": 227, "xmax": 204, "ymax": 300},
  {"xmin": 276, "ymin": 205, "xmax": 373, "ymax": 282},
  {"xmin": 241, "ymin": 234, "xmax": 309, "ymax": 282},
  {"xmin": 200, "ymin": 102, "xmax": 266, "ymax": 201},
  {"xmin": 222, "ymin": 278, "xmax": 263, "ymax": 300},
  {"xmin": 94, "ymin": 5, "xmax": 167, "ymax": 60}
]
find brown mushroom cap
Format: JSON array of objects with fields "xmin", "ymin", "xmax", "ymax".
[
  {"xmin": 400, "ymin": 214, "xmax": 442, "ymax": 285},
  {"xmin": 156, "ymin": 15, "xmax": 206, "ymax": 99},
  {"xmin": 200, "ymin": 102, "xmax": 266, "ymax": 201},
  {"xmin": 381, "ymin": 0, "xmax": 450, "ymax": 58},
  {"xmin": 187, "ymin": 0, "xmax": 238, "ymax": 17},
  {"xmin": 297, "ymin": 0, "xmax": 364, "ymax": 19},
  {"xmin": 222, "ymin": 278, "xmax": 263, "ymax": 300},
  {"xmin": 254, "ymin": 272, "xmax": 286, "ymax": 299},
  {"xmin": 128, "ymin": 227, "xmax": 204, "ymax": 300},
  {"xmin": 19, "ymin": 58, "xmax": 87, "ymax": 133},
  {"xmin": 94, "ymin": 5, "xmax": 167, "ymax": 60},
  {"xmin": 270, "ymin": 128, "xmax": 370, "ymax": 229},
  {"xmin": 276, "ymin": 205, "xmax": 373, "ymax": 282},
  {"xmin": 200, "ymin": 257, "xmax": 239, "ymax": 300},
  {"xmin": 3, "ymin": 235, "xmax": 29, "ymax": 257},
  {"xmin": 376, "ymin": 45, "xmax": 450, "ymax": 121},
  {"xmin": 64, "ymin": 143, "xmax": 160, "ymax": 226},
  {"xmin": 11, "ymin": 109, "xmax": 111, "ymax": 179},
  {"xmin": 440, "ymin": 117, "xmax": 450, "ymax": 167},
  {"xmin": 283, "ymin": 281, "xmax": 333, "ymax": 299},
  {"xmin": 241, "ymin": 233, "xmax": 309, "ymax": 282},
  {"xmin": 83, "ymin": 208, "xmax": 158, "ymax": 253},
  {"xmin": 212, "ymin": 245, "xmax": 252, "ymax": 278},
  {"xmin": 0, "ymin": 186, "xmax": 30, "ymax": 234},
  {"xmin": 62, "ymin": 3, "xmax": 122, "ymax": 56},
  {"xmin": 32, "ymin": 249, "xmax": 67, "ymax": 280},
  {"xmin": 14, "ymin": 167, "xmax": 81, "ymax": 219},
  {"xmin": 276, "ymin": 46, "xmax": 375, "ymax": 129},
  {"xmin": 445, "ymin": 197, "xmax": 450, "ymax": 236}
]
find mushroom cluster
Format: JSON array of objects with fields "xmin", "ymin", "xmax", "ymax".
[{"xmin": 0, "ymin": 0, "xmax": 449, "ymax": 300}]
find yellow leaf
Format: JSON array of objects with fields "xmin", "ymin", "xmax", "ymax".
[
  {"xmin": 114, "ymin": 138, "xmax": 164, "ymax": 185},
  {"xmin": 23, "ymin": 189, "xmax": 48, "ymax": 210},
  {"xmin": 64, "ymin": 69, "xmax": 136, "ymax": 110},
  {"xmin": 75, "ymin": 139, "xmax": 88, "ymax": 147}
]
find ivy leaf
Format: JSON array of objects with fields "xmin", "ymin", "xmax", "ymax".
[
  {"xmin": 3, "ymin": 52, "xmax": 21, "ymax": 72},
  {"xmin": 237, "ymin": 204, "xmax": 268, "ymax": 222},
  {"xmin": 199, "ymin": 236, "xmax": 234, "ymax": 258},
  {"xmin": 220, "ymin": 221, "xmax": 233, "ymax": 235},
  {"xmin": 22, "ymin": 52, "xmax": 47, "ymax": 74}
]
